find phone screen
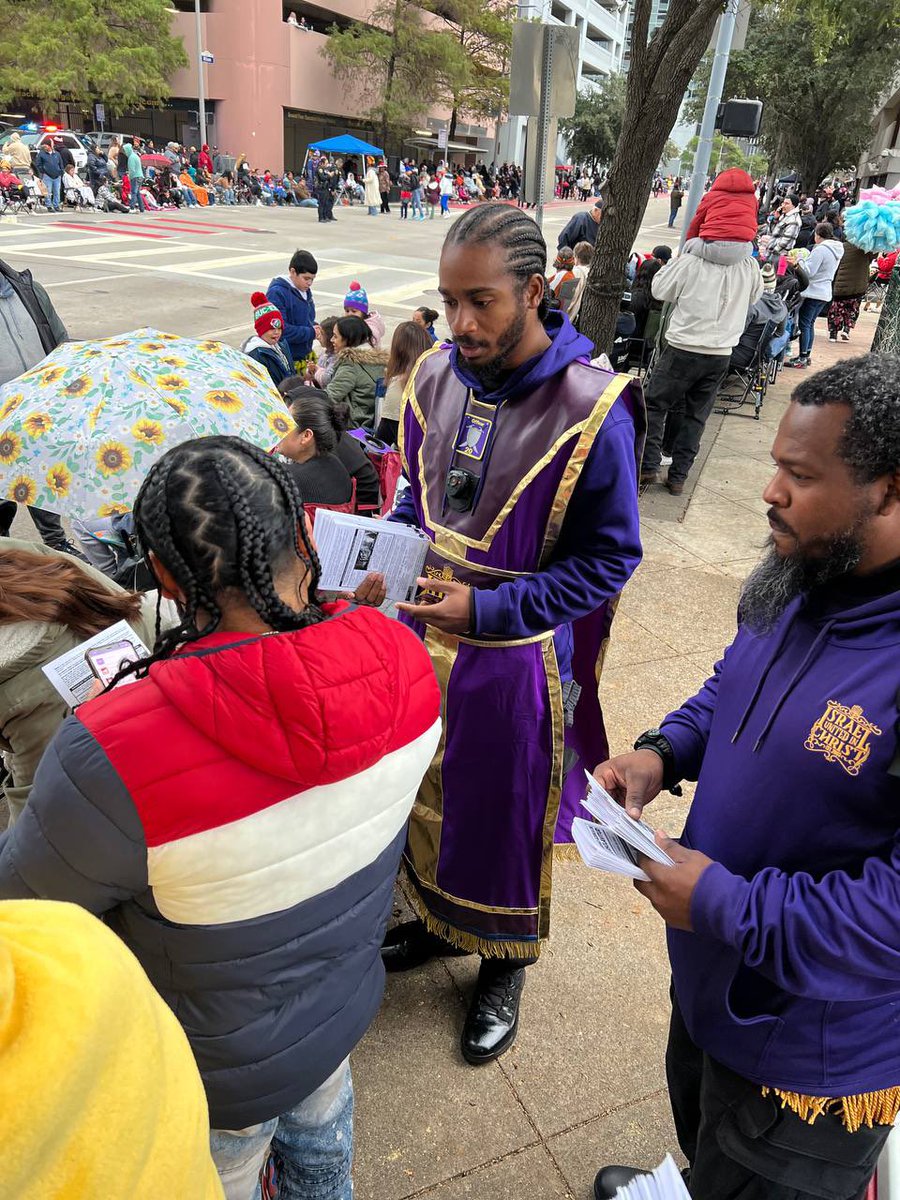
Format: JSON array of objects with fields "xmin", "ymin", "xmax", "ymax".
[{"xmin": 84, "ymin": 640, "xmax": 143, "ymax": 688}]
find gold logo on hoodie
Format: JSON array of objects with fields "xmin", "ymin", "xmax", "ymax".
[{"xmin": 805, "ymin": 700, "xmax": 882, "ymax": 776}]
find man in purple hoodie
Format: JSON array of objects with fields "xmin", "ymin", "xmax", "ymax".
[
  {"xmin": 383, "ymin": 203, "xmax": 645, "ymax": 1064},
  {"xmin": 593, "ymin": 353, "xmax": 900, "ymax": 1200}
]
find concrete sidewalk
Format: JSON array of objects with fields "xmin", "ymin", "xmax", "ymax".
[{"xmin": 353, "ymin": 318, "xmax": 879, "ymax": 1200}]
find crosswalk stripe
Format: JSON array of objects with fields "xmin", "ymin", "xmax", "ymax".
[{"xmin": 68, "ymin": 244, "xmax": 209, "ymax": 262}]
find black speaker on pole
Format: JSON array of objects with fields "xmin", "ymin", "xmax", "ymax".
[{"xmin": 715, "ymin": 99, "xmax": 763, "ymax": 138}]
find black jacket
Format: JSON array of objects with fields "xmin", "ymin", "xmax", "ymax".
[
  {"xmin": 557, "ymin": 210, "xmax": 600, "ymax": 251},
  {"xmin": 0, "ymin": 259, "xmax": 68, "ymax": 353}
]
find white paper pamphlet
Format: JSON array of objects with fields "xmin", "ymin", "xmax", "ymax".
[
  {"xmin": 41, "ymin": 619, "xmax": 149, "ymax": 707},
  {"xmin": 314, "ymin": 510, "xmax": 429, "ymax": 603},
  {"xmin": 614, "ymin": 1155, "xmax": 689, "ymax": 1199},
  {"xmin": 572, "ymin": 770, "xmax": 675, "ymax": 881}
]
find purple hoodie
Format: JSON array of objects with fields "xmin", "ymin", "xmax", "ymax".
[
  {"xmin": 392, "ymin": 312, "xmax": 642, "ymax": 674},
  {"xmin": 662, "ymin": 568, "xmax": 900, "ymax": 1095}
]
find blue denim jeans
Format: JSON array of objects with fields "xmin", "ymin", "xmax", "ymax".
[
  {"xmin": 42, "ymin": 174, "xmax": 61, "ymax": 209},
  {"xmin": 210, "ymin": 1060, "xmax": 353, "ymax": 1200},
  {"xmin": 129, "ymin": 181, "xmax": 145, "ymax": 212},
  {"xmin": 797, "ymin": 297, "xmax": 826, "ymax": 357},
  {"xmin": 411, "ymin": 188, "xmax": 423, "ymax": 217}
]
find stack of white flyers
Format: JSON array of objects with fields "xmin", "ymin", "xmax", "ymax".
[
  {"xmin": 314, "ymin": 510, "xmax": 429, "ymax": 603},
  {"xmin": 614, "ymin": 1155, "xmax": 689, "ymax": 1199},
  {"xmin": 571, "ymin": 770, "xmax": 675, "ymax": 882}
]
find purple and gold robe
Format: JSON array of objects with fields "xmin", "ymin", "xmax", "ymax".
[{"xmin": 393, "ymin": 318, "xmax": 644, "ymax": 957}]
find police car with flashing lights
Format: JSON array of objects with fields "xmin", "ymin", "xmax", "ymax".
[{"xmin": 0, "ymin": 124, "xmax": 89, "ymax": 170}]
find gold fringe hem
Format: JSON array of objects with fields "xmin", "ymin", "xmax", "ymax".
[
  {"xmin": 406, "ymin": 886, "xmax": 542, "ymax": 960},
  {"xmin": 553, "ymin": 842, "xmax": 583, "ymax": 862},
  {"xmin": 762, "ymin": 1085, "xmax": 900, "ymax": 1133}
]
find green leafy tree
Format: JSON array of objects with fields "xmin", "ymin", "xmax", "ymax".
[
  {"xmin": 685, "ymin": 0, "xmax": 900, "ymax": 191},
  {"xmin": 660, "ymin": 138, "xmax": 681, "ymax": 166},
  {"xmin": 0, "ymin": 0, "xmax": 187, "ymax": 112},
  {"xmin": 580, "ymin": 0, "xmax": 726, "ymax": 353},
  {"xmin": 425, "ymin": 0, "xmax": 515, "ymax": 140},
  {"xmin": 680, "ymin": 132, "xmax": 750, "ymax": 175},
  {"xmin": 560, "ymin": 75, "xmax": 628, "ymax": 170},
  {"xmin": 323, "ymin": 0, "xmax": 467, "ymax": 151}
]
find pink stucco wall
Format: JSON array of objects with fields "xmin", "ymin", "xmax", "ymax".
[{"xmin": 166, "ymin": 0, "xmax": 493, "ymax": 171}]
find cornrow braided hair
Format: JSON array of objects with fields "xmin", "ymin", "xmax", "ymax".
[
  {"xmin": 443, "ymin": 202, "xmax": 552, "ymax": 320},
  {"xmin": 112, "ymin": 435, "xmax": 323, "ymax": 686}
]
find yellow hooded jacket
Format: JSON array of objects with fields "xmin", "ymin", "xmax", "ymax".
[{"xmin": 0, "ymin": 899, "xmax": 224, "ymax": 1199}]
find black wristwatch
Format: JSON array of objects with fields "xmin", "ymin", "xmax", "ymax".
[{"xmin": 633, "ymin": 728, "xmax": 683, "ymax": 796}]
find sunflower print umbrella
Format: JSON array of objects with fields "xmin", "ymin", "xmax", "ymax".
[{"xmin": 0, "ymin": 328, "xmax": 294, "ymax": 520}]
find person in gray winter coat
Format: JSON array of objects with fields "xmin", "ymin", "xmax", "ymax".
[{"xmin": 0, "ymin": 259, "xmax": 78, "ymax": 556}]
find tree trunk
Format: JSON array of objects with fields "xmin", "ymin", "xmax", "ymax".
[
  {"xmin": 449, "ymin": 104, "xmax": 459, "ymax": 142},
  {"xmin": 579, "ymin": 0, "xmax": 726, "ymax": 357}
]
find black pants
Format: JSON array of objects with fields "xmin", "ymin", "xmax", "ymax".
[
  {"xmin": 316, "ymin": 190, "xmax": 334, "ymax": 221},
  {"xmin": 380, "ymin": 191, "xmax": 390, "ymax": 214},
  {"xmin": 643, "ymin": 346, "xmax": 729, "ymax": 482},
  {"xmin": 666, "ymin": 1000, "xmax": 890, "ymax": 1200},
  {"xmin": 0, "ymin": 502, "xmax": 73, "ymax": 553}
]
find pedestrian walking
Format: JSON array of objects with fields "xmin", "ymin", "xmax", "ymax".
[
  {"xmin": 786, "ymin": 221, "xmax": 843, "ymax": 369},
  {"xmin": 383, "ymin": 204, "xmax": 643, "ymax": 1064},
  {"xmin": 640, "ymin": 243, "xmax": 762, "ymax": 493},
  {"xmin": 439, "ymin": 170, "xmax": 454, "ymax": 218},
  {"xmin": 667, "ymin": 178, "xmax": 684, "ymax": 228},
  {"xmin": 593, "ymin": 354, "xmax": 900, "ymax": 1200},
  {"xmin": 826, "ymin": 240, "xmax": 872, "ymax": 342}
]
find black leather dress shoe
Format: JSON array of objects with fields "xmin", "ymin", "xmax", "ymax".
[
  {"xmin": 593, "ymin": 1166, "xmax": 645, "ymax": 1199},
  {"xmin": 461, "ymin": 962, "xmax": 525, "ymax": 1064},
  {"xmin": 381, "ymin": 919, "xmax": 469, "ymax": 973}
]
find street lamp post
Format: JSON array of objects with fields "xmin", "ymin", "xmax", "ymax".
[{"xmin": 194, "ymin": 0, "xmax": 207, "ymax": 148}]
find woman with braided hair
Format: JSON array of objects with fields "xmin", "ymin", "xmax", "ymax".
[{"xmin": 0, "ymin": 436, "xmax": 441, "ymax": 1200}]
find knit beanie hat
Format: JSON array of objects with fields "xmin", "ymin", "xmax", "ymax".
[
  {"xmin": 344, "ymin": 281, "xmax": 369, "ymax": 315},
  {"xmin": 760, "ymin": 262, "xmax": 777, "ymax": 291},
  {"xmin": 251, "ymin": 291, "xmax": 284, "ymax": 337}
]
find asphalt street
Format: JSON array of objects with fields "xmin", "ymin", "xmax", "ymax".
[{"xmin": 0, "ymin": 194, "xmax": 679, "ymax": 348}]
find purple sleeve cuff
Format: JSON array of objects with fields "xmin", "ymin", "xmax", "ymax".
[
  {"xmin": 472, "ymin": 586, "xmax": 504, "ymax": 636},
  {"xmin": 690, "ymin": 861, "xmax": 750, "ymax": 948}
]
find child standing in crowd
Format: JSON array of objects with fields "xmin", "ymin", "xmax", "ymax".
[
  {"xmin": 378, "ymin": 320, "xmax": 434, "ymax": 445},
  {"xmin": 412, "ymin": 306, "xmax": 439, "ymax": 342},
  {"xmin": 439, "ymin": 171, "xmax": 454, "ymax": 217},
  {"xmin": 266, "ymin": 249, "xmax": 317, "ymax": 368},
  {"xmin": 308, "ymin": 316, "xmax": 338, "ymax": 386},
  {"xmin": 343, "ymin": 281, "xmax": 385, "ymax": 348},
  {"xmin": 242, "ymin": 292, "xmax": 294, "ymax": 387}
]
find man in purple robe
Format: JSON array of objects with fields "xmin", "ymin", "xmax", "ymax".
[{"xmin": 384, "ymin": 204, "xmax": 644, "ymax": 1063}]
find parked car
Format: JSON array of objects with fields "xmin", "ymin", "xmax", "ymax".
[
  {"xmin": 0, "ymin": 125, "xmax": 88, "ymax": 170},
  {"xmin": 84, "ymin": 131, "xmax": 140, "ymax": 154}
]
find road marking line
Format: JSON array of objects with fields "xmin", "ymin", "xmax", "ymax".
[
  {"xmin": 169, "ymin": 251, "xmax": 288, "ymax": 273},
  {"xmin": 54, "ymin": 221, "xmax": 170, "ymax": 240},
  {"xmin": 0, "ymin": 236, "xmax": 156, "ymax": 252},
  {"xmin": 372, "ymin": 277, "xmax": 439, "ymax": 304},
  {"xmin": 68, "ymin": 244, "xmax": 207, "ymax": 262},
  {"xmin": 44, "ymin": 272, "xmax": 142, "ymax": 287}
]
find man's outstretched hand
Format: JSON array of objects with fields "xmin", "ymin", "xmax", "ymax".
[
  {"xmin": 593, "ymin": 749, "xmax": 665, "ymax": 819},
  {"xmin": 634, "ymin": 832, "xmax": 714, "ymax": 931}
]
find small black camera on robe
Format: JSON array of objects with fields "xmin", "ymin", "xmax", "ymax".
[{"xmin": 445, "ymin": 467, "xmax": 479, "ymax": 512}]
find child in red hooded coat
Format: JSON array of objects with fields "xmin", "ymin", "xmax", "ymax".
[{"xmin": 684, "ymin": 167, "xmax": 759, "ymax": 243}]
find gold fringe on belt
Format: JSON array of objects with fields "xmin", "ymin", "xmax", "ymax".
[
  {"xmin": 762, "ymin": 1086, "xmax": 900, "ymax": 1133},
  {"xmin": 405, "ymin": 884, "xmax": 542, "ymax": 961},
  {"xmin": 553, "ymin": 842, "xmax": 583, "ymax": 863}
]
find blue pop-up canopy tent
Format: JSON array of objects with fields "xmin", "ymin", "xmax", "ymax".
[{"xmin": 308, "ymin": 134, "xmax": 384, "ymax": 157}]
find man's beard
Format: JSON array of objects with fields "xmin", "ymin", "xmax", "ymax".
[
  {"xmin": 454, "ymin": 303, "xmax": 528, "ymax": 392},
  {"xmin": 740, "ymin": 517, "xmax": 869, "ymax": 633}
]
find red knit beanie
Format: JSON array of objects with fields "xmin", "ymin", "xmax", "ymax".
[{"xmin": 251, "ymin": 291, "xmax": 284, "ymax": 337}]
